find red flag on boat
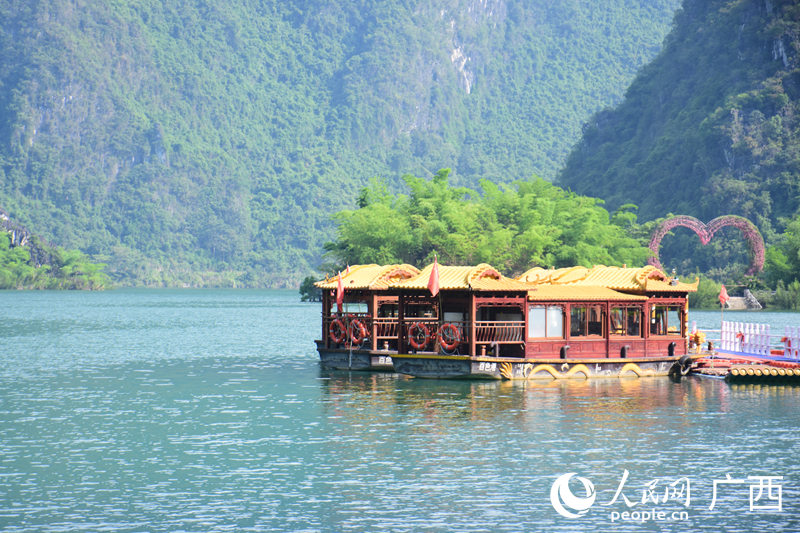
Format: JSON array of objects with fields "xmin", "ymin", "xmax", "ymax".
[
  {"xmin": 719, "ymin": 284, "xmax": 729, "ymax": 306},
  {"xmin": 428, "ymin": 256, "xmax": 440, "ymax": 297},
  {"xmin": 336, "ymin": 271, "xmax": 344, "ymax": 310}
]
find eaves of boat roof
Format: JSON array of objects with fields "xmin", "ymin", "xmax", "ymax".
[
  {"xmin": 527, "ymin": 285, "xmax": 648, "ymax": 302},
  {"xmin": 315, "ymin": 264, "xmax": 420, "ymax": 290},
  {"xmin": 517, "ymin": 264, "xmax": 698, "ymax": 293},
  {"xmin": 392, "ymin": 263, "xmax": 530, "ymax": 292}
]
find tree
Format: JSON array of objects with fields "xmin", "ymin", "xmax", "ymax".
[
  {"xmin": 299, "ymin": 275, "xmax": 322, "ymax": 302},
  {"xmin": 764, "ymin": 214, "xmax": 800, "ymax": 283},
  {"xmin": 324, "ymin": 169, "xmax": 650, "ymax": 274}
]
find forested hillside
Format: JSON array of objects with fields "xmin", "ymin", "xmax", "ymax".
[
  {"xmin": 559, "ymin": 0, "xmax": 800, "ymax": 274},
  {"xmin": 0, "ymin": 0, "xmax": 679, "ymax": 286}
]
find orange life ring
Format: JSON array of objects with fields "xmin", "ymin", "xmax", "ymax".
[
  {"xmin": 349, "ymin": 319, "xmax": 368, "ymax": 345},
  {"xmin": 438, "ymin": 323, "xmax": 461, "ymax": 352},
  {"xmin": 329, "ymin": 318, "xmax": 346, "ymax": 344},
  {"xmin": 408, "ymin": 322, "xmax": 430, "ymax": 350}
]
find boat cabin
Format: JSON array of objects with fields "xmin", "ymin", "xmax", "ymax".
[
  {"xmin": 519, "ymin": 265, "xmax": 694, "ymax": 358},
  {"xmin": 315, "ymin": 262, "xmax": 698, "ymax": 362}
]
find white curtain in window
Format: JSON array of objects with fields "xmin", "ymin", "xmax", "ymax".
[
  {"xmin": 528, "ymin": 306, "xmax": 546, "ymax": 337},
  {"xmin": 546, "ymin": 306, "xmax": 563, "ymax": 338}
]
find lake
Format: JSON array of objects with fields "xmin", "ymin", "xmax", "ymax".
[{"xmin": 1, "ymin": 290, "xmax": 799, "ymax": 532}]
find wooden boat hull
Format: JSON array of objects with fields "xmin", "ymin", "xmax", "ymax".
[
  {"xmin": 391, "ymin": 353, "xmax": 687, "ymax": 380},
  {"xmin": 316, "ymin": 341, "xmax": 395, "ymax": 371}
]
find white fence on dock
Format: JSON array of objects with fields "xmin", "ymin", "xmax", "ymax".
[
  {"xmin": 715, "ymin": 321, "xmax": 800, "ymax": 359},
  {"xmin": 785, "ymin": 326, "xmax": 800, "ymax": 359}
]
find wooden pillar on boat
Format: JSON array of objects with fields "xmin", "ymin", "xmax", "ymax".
[
  {"xmin": 644, "ymin": 298, "xmax": 651, "ymax": 356},
  {"xmin": 371, "ymin": 292, "xmax": 378, "ymax": 352},
  {"xmin": 684, "ymin": 297, "xmax": 689, "ymax": 352},
  {"xmin": 398, "ymin": 292, "xmax": 406, "ymax": 354},
  {"xmin": 469, "ymin": 292, "xmax": 477, "ymax": 357},
  {"xmin": 565, "ymin": 303, "xmax": 572, "ymax": 345},
  {"xmin": 605, "ymin": 302, "xmax": 610, "ymax": 358},
  {"xmin": 322, "ymin": 290, "xmax": 330, "ymax": 348},
  {"xmin": 522, "ymin": 297, "xmax": 529, "ymax": 356}
]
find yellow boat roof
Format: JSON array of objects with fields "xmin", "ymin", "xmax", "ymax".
[
  {"xmin": 517, "ymin": 264, "xmax": 698, "ymax": 293},
  {"xmin": 316, "ymin": 263, "xmax": 697, "ymax": 294},
  {"xmin": 392, "ymin": 263, "xmax": 530, "ymax": 292},
  {"xmin": 315, "ymin": 264, "xmax": 420, "ymax": 290},
  {"xmin": 527, "ymin": 285, "xmax": 647, "ymax": 302}
]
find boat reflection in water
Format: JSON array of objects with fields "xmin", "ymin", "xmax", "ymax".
[
  {"xmin": 316, "ymin": 367, "xmax": 800, "ymax": 474},
  {"xmin": 318, "ymin": 368, "xmax": 724, "ymax": 422}
]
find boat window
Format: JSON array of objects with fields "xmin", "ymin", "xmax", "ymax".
[
  {"xmin": 610, "ymin": 307, "xmax": 641, "ymax": 336},
  {"xmin": 570, "ymin": 305, "xmax": 605, "ymax": 337},
  {"xmin": 479, "ymin": 307, "xmax": 523, "ymax": 321},
  {"xmin": 529, "ymin": 306, "xmax": 546, "ymax": 337},
  {"xmin": 443, "ymin": 311, "xmax": 465, "ymax": 323},
  {"xmin": 546, "ymin": 306, "xmax": 563, "ymax": 338},
  {"xmin": 378, "ymin": 304, "xmax": 398, "ymax": 317},
  {"xmin": 406, "ymin": 304, "xmax": 436, "ymax": 318},
  {"xmin": 570, "ymin": 307, "xmax": 585, "ymax": 337},
  {"xmin": 334, "ymin": 302, "xmax": 368, "ymax": 314},
  {"xmin": 650, "ymin": 305, "xmax": 683, "ymax": 336},
  {"xmin": 528, "ymin": 305, "xmax": 564, "ymax": 338}
]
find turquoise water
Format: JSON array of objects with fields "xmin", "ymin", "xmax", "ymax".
[{"xmin": 1, "ymin": 291, "xmax": 799, "ymax": 532}]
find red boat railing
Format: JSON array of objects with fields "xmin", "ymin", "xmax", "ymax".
[
  {"xmin": 322, "ymin": 313, "xmax": 372, "ymax": 346},
  {"xmin": 373, "ymin": 317, "xmax": 400, "ymax": 339},
  {"xmin": 322, "ymin": 315, "xmax": 524, "ymax": 350},
  {"xmin": 475, "ymin": 320, "xmax": 525, "ymax": 343},
  {"xmin": 403, "ymin": 318, "xmax": 446, "ymax": 351}
]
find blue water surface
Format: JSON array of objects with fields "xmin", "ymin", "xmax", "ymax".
[{"xmin": 1, "ymin": 291, "xmax": 799, "ymax": 532}]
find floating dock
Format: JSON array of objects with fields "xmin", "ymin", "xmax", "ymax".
[
  {"xmin": 687, "ymin": 320, "xmax": 800, "ymax": 385},
  {"xmin": 692, "ymin": 359, "xmax": 800, "ymax": 383},
  {"xmin": 725, "ymin": 365, "xmax": 800, "ymax": 384},
  {"xmin": 689, "ymin": 351, "xmax": 800, "ymax": 384}
]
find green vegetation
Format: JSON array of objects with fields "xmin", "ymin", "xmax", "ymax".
[
  {"xmin": 772, "ymin": 280, "xmax": 800, "ymax": 310},
  {"xmin": 763, "ymin": 213, "xmax": 800, "ymax": 287},
  {"xmin": 324, "ymin": 170, "xmax": 650, "ymax": 275},
  {"xmin": 687, "ymin": 276, "xmax": 723, "ymax": 309},
  {"xmin": 558, "ymin": 0, "xmax": 800, "ymax": 278},
  {"xmin": 0, "ymin": 233, "xmax": 110, "ymax": 289},
  {"xmin": 299, "ymin": 275, "xmax": 322, "ymax": 302},
  {"xmin": 0, "ymin": 0, "xmax": 679, "ymax": 287},
  {"xmin": 755, "ymin": 213, "xmax": 800, "ymax": 308},
  {"xmin": 7, "ymin": 0, "xmax": 798, "ymax": 307}
]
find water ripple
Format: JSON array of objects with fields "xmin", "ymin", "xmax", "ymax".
[{"xmin": 1, "ymin": 295, "xmax": 799, "ymax": 531}]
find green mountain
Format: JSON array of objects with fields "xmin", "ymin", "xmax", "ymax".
[
  {"xmin": 559, "ymin": 0, "xmax": 800, "ymax": 241},
  {"xmin": 0, "ymin": 0, "xmax": 679, "ymax": 286},
  {"xmin": 0, "ymin": 208, "xmax": 110, "ymax": 289}
]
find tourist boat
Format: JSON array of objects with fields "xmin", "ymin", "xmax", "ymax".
[{"xmin": 314, "ymin": 262, "xmax": 699, "ymax": 379}]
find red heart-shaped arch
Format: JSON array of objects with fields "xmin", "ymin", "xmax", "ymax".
[{"xmin": 648, "ymin": 215, "xmax": 765, "ymax": 276}]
